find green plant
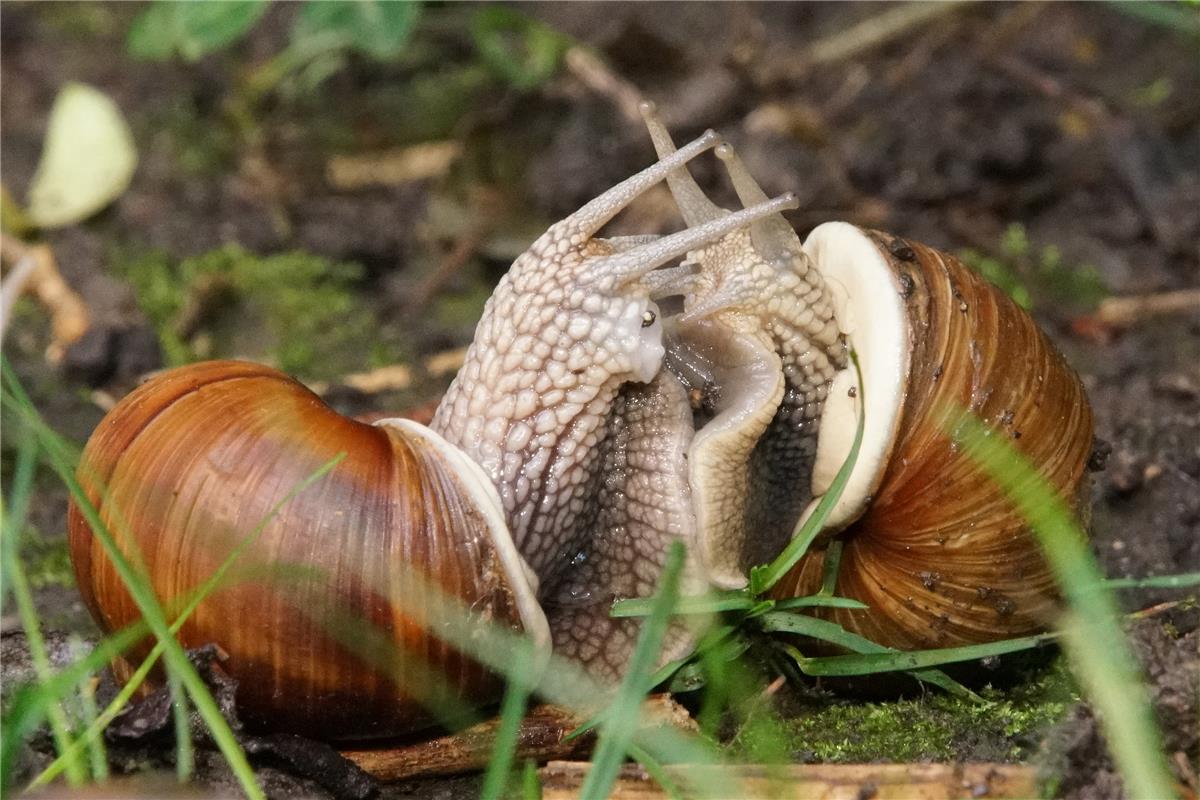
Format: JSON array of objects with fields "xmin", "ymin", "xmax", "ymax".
[
  {"xmin": 126, "ymin": 1, "xmax": 570, "ymax": 101},
  {"xmin": 959, "ymin": 223, "xmax": 1107, "ymax": 312},
  {"xmin": 115, "ymin": 244, "xmax": 395, "ymax": 379}
]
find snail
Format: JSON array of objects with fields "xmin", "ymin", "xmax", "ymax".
[
  {"xmin": 638, "ymin": 104, "xmax": 1094, "ymax": 651},
  {"xmin": 67, "ymin": 130, "xmax": 801, "ymax": 739},
  {"xmin": 68, "ymin": 110, "xmax": 1095, "ymax": 741}
]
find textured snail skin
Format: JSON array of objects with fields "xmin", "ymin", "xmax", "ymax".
[
  {"xmin": 769, "ymin": 231, "xmax": 1094, "ymax": 650},
  {"xmin": 638, "ymin": 108, "xmax": 1094, "ymax": 651},
  {"xmin": 68, "ymin": 133, "xmax": 806, "ymax": 735},
  {"xmin": 68, "ymin": 361, "xmax": 538, "ymax": 739}
]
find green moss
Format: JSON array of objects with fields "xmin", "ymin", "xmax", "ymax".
[
  {"xmin": 959, "ymin": 223, "xmax": 1107, "ymax": 313},
  {"xmin": 116, "ymin": 244, "xmax": 405, "ymax": 379},
  {"xmin": 743, "ymin": 659, "xmax": 1078, "ymax": 763},
  {"xmin": 18, "ymin": 526, "xmax": 75, "ymax": 590}
]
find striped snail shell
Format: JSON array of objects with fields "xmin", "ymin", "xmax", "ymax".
[{"xmin": 640, "ymin": 105, "xmax": 1094, "ymax": 650}]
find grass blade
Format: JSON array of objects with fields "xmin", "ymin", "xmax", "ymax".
[
  {"xmin": 580, "ymin": 542, "xmax": 685, "ymax": 800},
  {"xmin": 610, "ymin": 592, "xmax": 754, "ymax": 617},
  {"xmin": 168, "ymin": 669, "xmax": 194, "ymax": 781},
  {"xmin": 760, "ymin": 612, "xmax": 979, "ymax": 700},
  {"xmin": 797, "ymin": 631, "xmax": 1057, "ymax": 676},
  {"xmin": 479, "ymin": 641, "xmax": 537, "ymax": 800},
  {"xmin": 943, "ymin": 406, "xmax": 1175, "ymax": 799},
  {"xmin": 771, "ymin": 594, "xmax": 867, "ymax": 611},
  {"xmin": 1104, "ymin": 572, "xmax": 1200, "ymax": 590},
  {"xmin": 0, "ymin": 430, "xmax": 88, "ymax": 785}
]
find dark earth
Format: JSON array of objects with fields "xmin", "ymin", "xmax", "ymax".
[{"xmin": 2, "ymin": 3, "xmax": 1198, "ymax": 798}]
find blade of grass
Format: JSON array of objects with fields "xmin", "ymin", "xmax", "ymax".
[
  {"xmin": 1104, "ymin": 572, "xmax": 1200, "ymax": 590},
  {"xmin": 167, "ymin": 669, "xmax": 194, "ymax": 782},
  {"xmin": 818, "ymin": 540, "xmax": 844, "ymax": 596},
  {"xmin": 610, "ymin": 592, "xmax": 755, "ymax": 617},
  {"xmin": 2, "ymin": 364, "xmax": 266, "ymax": 800},
  {"xmin": 580, "ymin": 542, "xmax": 685, "ymax": 800},
  {"xmin": 479, "ymin": 640, "xmax": 537, "ymax": 800},
  {"xmin": 760, "ymin": 612, "xmax": 979, "ymax": 700},
  {"xmin": 0, "ymin": 430, "xmax": 87, "ymax": 785},
  {"xmin": 750, "ymin": 350, "xmax": 865, "ymax": 594},
  {"xmin": 796, "ymin": 631, "xmax": 1058, "ymax": 675},
  {"xmin": 943, "ymin": 406, "xmax": 1175, "ymax": 800},
  {"xmin": 771, "ymin": 594, "xmax": 867, "ymax": 611},
  {"xmin": 25, "ymin": 441, "xmax": 345, "ymax": 791},
  {"xmin": 76, "ymin": 676, "xmax": 108, "ymax": 782},
  {"xmin": 521, "ymin": 758, "xmax": 541, "ymax": 800}
]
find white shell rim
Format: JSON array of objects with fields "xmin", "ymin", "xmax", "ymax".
[
  {"xmin": 374, "ymin": 418, "xmax": 553, "ymax": 671},
  {"xmin": 799, "ymin": 221, "xmax": 910, "ymax": 534}
]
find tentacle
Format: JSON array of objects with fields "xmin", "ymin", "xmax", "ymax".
[
  {"xmin": 546, "ymin": 129, "xmax": 720, "ymax": 242},
  {"xmin": 585, "ymin": 192, "xmax": 799, "ymax": 284},
  {"xmin": 640, "ymin": 101, "xmax": 726, "ymax": 227},
  {"xmin": 715, "ymin": 143, "xmax": 803, "ymax": 266}
]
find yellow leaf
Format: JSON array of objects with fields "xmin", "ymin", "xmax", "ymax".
[{"xmin": 26, "ymin": 83, "xmax": 137, "ymax": 229}]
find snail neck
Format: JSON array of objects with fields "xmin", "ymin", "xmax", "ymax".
[{"xmin": 429, "ymin": 272, "xmax": 630, "ymax": 588}]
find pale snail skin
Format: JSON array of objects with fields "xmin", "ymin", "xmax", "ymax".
[
  {"xmin": 69, "ymin": 124, "xmax": 808, "ymax": 734},
  {"xmin": 635, "ymin": 106, "xmax": 1094, "ymax": 651}
]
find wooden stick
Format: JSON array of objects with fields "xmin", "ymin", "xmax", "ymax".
[
  {"xmin": 339, "ymin": 705, "xmax": 589, "ymax": 782},
  {"xmin": 340, "ymin": 695, "xmax": 696, "ymax": 782},
  {"xmin": 1095, "ymin": 289, "xmax": 1200, "ymax": 328},
  {"xmin": 538, "ymin": 761, "xmax": 1040, "ymax": 800},
  {"xmin": 0, "ymin": 235, "xmax": 90, "ymax": 360}
]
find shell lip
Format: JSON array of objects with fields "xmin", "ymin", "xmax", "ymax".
[
  {"xmin": 798, "ymin": 221, "xmax": 911, "ymax": 535},
  {"xmin": 373, "ymin": 418, "xmax": 553, "ymax": 676}
]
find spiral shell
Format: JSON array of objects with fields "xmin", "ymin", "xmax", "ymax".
[
  {"xmin": 68, "ymin": 361, "xmax": 548, "ymax": 740},
  {"xmin": 769, "ymin": 224, "xmax": 1094, "ymax": 650}
]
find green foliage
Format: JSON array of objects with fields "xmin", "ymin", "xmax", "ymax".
[
  {"xmin": 293, "ymin": 1, "xmax": 421, "ymax": 61},
  {"xmin": 126, "ymin": 1, "xmax": 568, "ymax": 104},
  {"xmin": 959, "ymin": 223, "xmax": 1107, "ymax": 312},
  {"xmin": 128, "ymin": 1, "xmax": 269, "ymax": 62},
  {"xmin": 115, "ymin": 245, "xmax": 390, "ymax": 379},
  {"xmin": 471, "ymin": 7, "xmax": 571, "ymax": 91},
  {"xmin": 17, "ymin": 526, "xmax": 74, "ymax": 590}
]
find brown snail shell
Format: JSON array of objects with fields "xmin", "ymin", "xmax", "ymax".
[
  {"xmin": 767, "ymin": 224, "xmax": 1095, "ymax": 650},
  {"xmin": 67, "ymin": 360, "xmax": 549, "ymax": 740}
]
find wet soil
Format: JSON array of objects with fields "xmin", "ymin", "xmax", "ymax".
[{"xmin": 2, "ymin": 2, "xmax": 1197, "ymax": 798}]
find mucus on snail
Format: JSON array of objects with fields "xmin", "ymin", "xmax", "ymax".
[{"xmin": 68, "ymin": 109, "xmax": 1094, "ymax": 741}]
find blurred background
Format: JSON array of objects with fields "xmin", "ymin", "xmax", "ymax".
[
  {"xmin": 1, "ymin": 4, "xmax": 1198, "ymax": 796},
  {"xmin": 1, "ymin": 0, "xmax": 1197, "ymax": 656}
]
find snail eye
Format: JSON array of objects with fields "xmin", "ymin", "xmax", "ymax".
[{"xmin": 641, "ymin": 309, "xmax": 657, "ymax": 328}]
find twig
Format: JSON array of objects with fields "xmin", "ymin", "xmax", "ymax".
[
  {"xmin": 340, "ymin": 695, "xmax": 694, "ymax": 782},
  {"xmin": 0, "ymin": 253, "xmax": 39, "ymax": 347},
  {"xmin": 340, "ymin": 704, "xmax": 590, "ymax": 781},
  {"xmin": 807, "ymin": 2, "xmax": 973, "ymax": 66},
  {"xmin": 539, "ymin": 761, "xmax": 1039, "ymax": 800},
  {"xmin": 1095, "ymin": 289, "xmax": 1200, "ymax": 328},
  {"xmin": 757, "ymin": 1, "xmax": 973, "ymax": 85},
  {"xmin": 0, "ymin": 235, "xmax": 91, "ymax": 360},
  {"xmin": 564, "ymin": 46, "xmax": 646, "ymax": 126}
]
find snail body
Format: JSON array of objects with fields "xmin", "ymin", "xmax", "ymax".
[{"xmin": 68, "ymin": 132, "xmax": 800, "ymax": 738}]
